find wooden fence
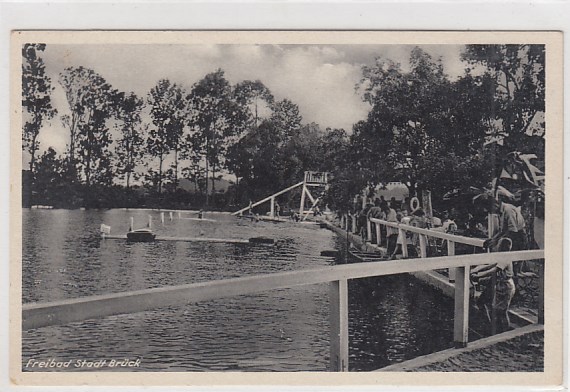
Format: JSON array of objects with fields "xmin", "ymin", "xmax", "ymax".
[{"xmin": 23, "ymin": 247, "xmax": 543, "ymax": 371}]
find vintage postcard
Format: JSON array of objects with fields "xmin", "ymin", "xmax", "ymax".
[{"xmin": 10, "ymin": 31, "xmax": 564, "ymax": 387}]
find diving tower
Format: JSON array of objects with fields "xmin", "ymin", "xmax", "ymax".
[{"xmin": 232, "ymin": 171, "xmax": 329, "ymax": 219}]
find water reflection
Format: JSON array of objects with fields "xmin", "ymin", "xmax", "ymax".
[{"xmin": 22, "ymin": 209, "xmax": 459, "ymax": 371}]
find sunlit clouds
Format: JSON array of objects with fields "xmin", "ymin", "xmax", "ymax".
[{"xmin": 34, "ymin": 43, "xmax": 466, "ymax": 160}]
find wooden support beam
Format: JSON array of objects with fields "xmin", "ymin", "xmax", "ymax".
[
  {"xmin": 352, "ymin": 215, "xmax": 358, "ymax": 234},
  {"xmin": 366, "ymin": 219, "xmax": 372, "ymax": 242},
  {"xmin": 329, "ymin": 279, "xmax": 349, "ymax": 372},
  {"xmin": 375, "ymin": 222, "xmax": 382, "ymax": 246},
  {"xmin": 270, "ymin": 197, "xmax": 275, "ymax": 218},
  {"xmin": 400, "ymin": 228, "xmax": 408, "ymax": 258},
  {"xmin": 233, "ymin": 181, "xmax": 304, "ymax": 215},
  {"xmin": 300, "ymin": 184, "xmax": 307, "ymax": 215},
  {"xmin": 448, "ymin": 240, "xmax": 456, "ymax": 282},
  {"xmin": 538, "ymin": 261, "xmax": 544, "ymax": 324},
  {"xmin": 419, "ymin": 234, "xmax": 427, "ymax": 259},
  {"xmin": 453, "ymin": 266, "xmax": 470, "ymax": 348}
]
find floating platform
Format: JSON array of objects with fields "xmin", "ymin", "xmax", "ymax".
[
  {"xmin": 126, "ymin": 229, "xmax": 156, "ymax": 242},
  {"xmin": 102, "ymin": 234, "xmax": 274, "ymax": 245},
  {"xmin": 179, "ymin": 217, "xmax": 218, "ymax": 222}
]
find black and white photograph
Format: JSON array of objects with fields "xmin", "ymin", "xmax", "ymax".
[{"xmin": 11, "ymin": 31, "xmax": 563, "ymax": 385}]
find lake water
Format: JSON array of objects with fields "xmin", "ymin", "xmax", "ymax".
[{"xmin": 22, "ymin": 209, "xmax": 457, "ymax": 372}]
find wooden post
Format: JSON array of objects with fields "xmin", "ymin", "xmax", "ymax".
[
  {"xmin": 300, "ymin": 185, "xmax": 307, "ymax": 216},
  {"xmin": 491, "ymin": 273, "xmax": 497, "ymax": 335},
  {"xmin": 399, "ymin": 228, "xmax": 408, "ymax": 258},
  {"xmin": 329, "ymin": 279, "xmax": 349, "ymax": 372},
  {"xmin": 178, "ymin": 211, "xmax": 181, "ymax": 219},
  {"xmin": 366, "ymin": 219, "xmax": 372, "ymax": 242},
  {"xmin": 169, "ymin": 211, "xmax": 173, "ymax": 221},
  {"xmin": 270, "ymin": 197, "xmax": 275, "ymax": 218},
  {"xmin": 352, "ymin": 215, "xmax": 358, "ymax": 234},
  {"xmin": 148, "ymin": 215, "xmax": 152, "ymax": 229},
  {"xmin": 453, "ymin": 265, "xmax": 470, "ymax": 348},
  {"xmin": 161, "ymin": 212, "xmax": 165, "ymax": 224},
  {"xmin": 129, "ymin": 217, "xmax": 134, "ymax": 232},
  {"xmin": 375, "ymin": 223, "xmax": 382, "ymax": 246},
  {"xmin": 538, "ymin": 260, "xmax": 544, "ymax": 324},
  {"xmin": 419, "ymin": 234, "xmax": 427, "ymax": 259},
  {"xmin": 448, "ymin": 240, "xmax": 456, "ymax": 282}
]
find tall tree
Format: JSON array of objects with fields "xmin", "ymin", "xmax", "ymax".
[
  {"xmin": 189, "ymin": 69, "xmax": 247, "ymax": 206},
  {"xmin": 22, "ymin": 43, "xmax": 56, "ymax": 176},
  {"xmin": 147, "ymin": 79, "xmax": 184, "ymax": 198},
  {"xmin": 355, "ymin": 48, "xmax": 459, "ymax": 196},
  {"xmin": 234, "ymin": 80, "xmax": 274, "ymax": 127},
  {"xmin": 59, "ymin": 67, "xmax": 117, "ymax": 204},
  {"xmin": 115, "ymin": 92, "xmax": 146, "ymax": 191},
  {"xmin": 270, "ymin": 99, "xmax": 302, "ymax": 144},
  {"xmin": 462, "ymin": 44, "xmax": 545, "ymax": 155}
]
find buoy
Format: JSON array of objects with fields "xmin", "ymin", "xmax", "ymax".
[
  {"xmin": 248, "ymin": 237, "xmax": 275, "ymax": 244},
  {"xmin": 410, "ymin": 197, "xmax": 420, "ymax": 212}
]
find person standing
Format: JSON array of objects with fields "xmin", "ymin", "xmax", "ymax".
[
  {"xmin": 484, "ymin": 198, "xmax": 527, "ymax": 251},
  {"xmin": 381, "ymin": 204, "xmax": 398, "ymax": 256},
  {"xmin": 471, "ymin": 238, "xmax": 516, "ymax": 333}
]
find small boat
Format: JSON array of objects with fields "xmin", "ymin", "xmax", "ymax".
[{"xmin": 126, "ymin": 228, "xmax": 156, "ymax": 242}]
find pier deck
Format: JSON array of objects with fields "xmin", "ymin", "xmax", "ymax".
[{"xmin": 377, "ymin": 324, "xmax": 544, "ymax": 372}]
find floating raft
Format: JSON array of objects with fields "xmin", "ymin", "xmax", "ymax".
[
  {"xmin": 102, "ymin": 234, "xmax": 274, "ymax": 245},
  {"xmin": 179, "ymin": 217, "xmax": 218, "ymax": 222}
]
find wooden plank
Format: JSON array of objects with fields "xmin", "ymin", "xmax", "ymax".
[
  {"xmin": 375, "ymin": 222, "xmax": 382, "ymax": 246},
  {"xmin": 232, "ymin": 181, "xmax": 304, "ymax": 215},
  {"xmin": 179, "ymin": 217, "xmax": 217, "ymax": 222},
  {"xmin": 419, "ymin": 234, "xmax": 427, "ymax": 259},
  {"xmin": 448, "ymin": 240, "xmax": 456, "ymax": 282},
  {"xmin": 400, "ymin": 228, "xmax": 408, "ymax": 258},
  {"xmin": 102, "ymin": 235, "xmax": 249, "ymax": 244},
  {"xmin": 369, "ymin": 217, "xmax": 486, "ymax": 247},
  {"xmin": 329, "ymin": 279, "xmax": 349, "ymax": 372},
  {"xmin": 538, "ymin": 261, "xmax": 544, "ymax": 324},
  {"xmin": 299, "ymin": 184, "xmax": 307, "ymax": 215},
  {"xmin": 22, "ymin": 250, "xmax": 543, "ymax": 330},
  {"xmin": 351, "ymin": 215, "xmax": 358, "ymax": 234},
  {"xmin": 453, "ymin": 266, "xmax": 470, "ymax": 348}
]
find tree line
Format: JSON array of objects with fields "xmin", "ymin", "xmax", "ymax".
[{"xmin": 22, "ymin": 44, "xmax": 545, "ymax": 213}]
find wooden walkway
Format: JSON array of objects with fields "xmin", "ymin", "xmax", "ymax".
[{"xmin": 377, "ymin": 324, "xmax": 544, "ymax": 372}]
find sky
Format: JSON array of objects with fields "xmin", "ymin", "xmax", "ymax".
[{"xmin": 31, "ymin": 43, "xmax": 467, "ymax": 160}]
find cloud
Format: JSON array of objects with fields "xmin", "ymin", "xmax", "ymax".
[{"xmin": 30, "ymin": 43, "xmax": 467, "ymax": 161}]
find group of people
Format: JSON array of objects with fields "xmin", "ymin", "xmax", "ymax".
[
  {"xmin": 356, "ymin": 196, "xmax": 432, "ymax": 259},
  {"xmin": 349, "ymin": 193, "xmax": 529, "ymax": 333}
]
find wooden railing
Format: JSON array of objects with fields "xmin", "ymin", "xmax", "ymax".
[
  {"xmin": 304, "ymin": 171, "xmax": 329, "ymax": 185},
  {"xmin": 22, "ymin": 248, "xmax": 543, "ymax": 372}
]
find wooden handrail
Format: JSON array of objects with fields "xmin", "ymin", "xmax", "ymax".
[
  {"xmin": 23, "ymin": 250, "xmax": 543, "ymax": 331},
  {"xmin": 369, "ymin": 217, "xmax": 486, "ymax": 247}
]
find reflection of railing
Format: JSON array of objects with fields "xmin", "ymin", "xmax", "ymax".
[
  {"xmin": 23, "ymin": 247, "xmax": 543, "ymax": 372},
  {"xmin": 304, "ymin": 171, "xmax": 328, "ymax": 184}
]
